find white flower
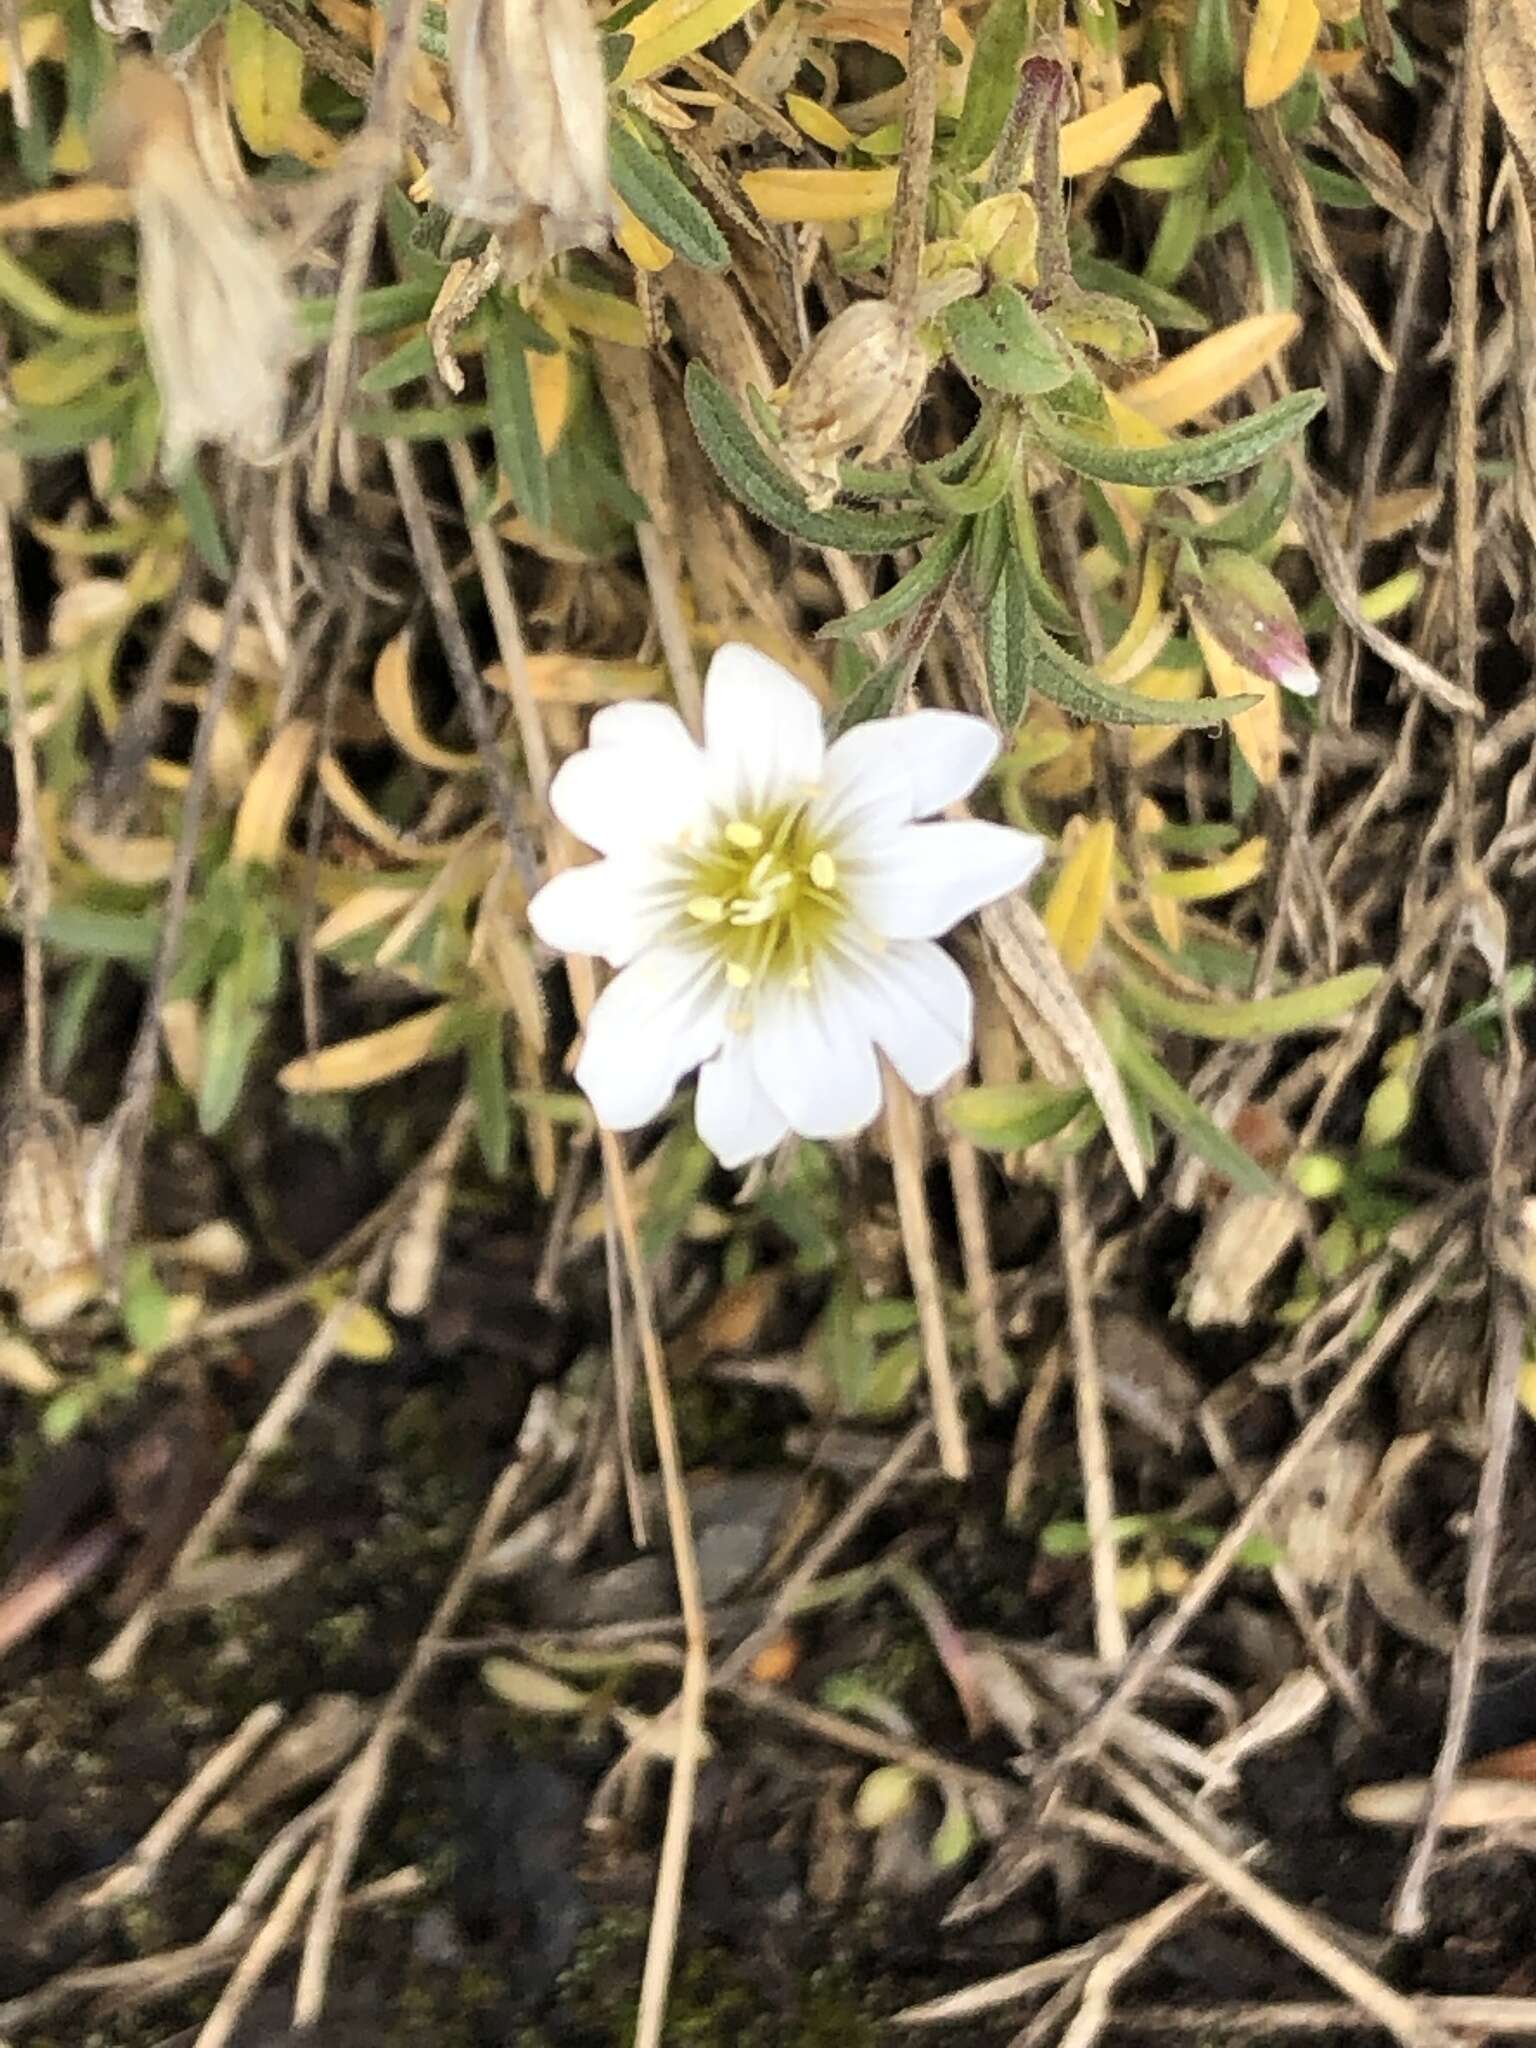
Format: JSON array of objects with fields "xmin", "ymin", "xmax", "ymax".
[{"xmin": 528, "ymin": 645, "xmax": 1044, "ymax": 1167}]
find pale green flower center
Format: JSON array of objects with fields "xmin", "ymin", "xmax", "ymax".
[{"xmin": 669, "ymin": 802, "xmax": 847, "ymax": 991}]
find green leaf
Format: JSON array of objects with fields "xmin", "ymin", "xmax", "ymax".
[
  {"xmin": 1300, "ymin": 157, "xmax": 1374, "ymax": 210},
  {"xmin": 39, "ymin": 906, "xmax": 161, "ymax": 964},
  {"xmin": 2, "ymin": 385, "xmax": 138, "ymax": 458},
  {"xmin": 1237, "ymin": 167, "xmax": 1296, "ymax": 311},
  {"xmin": 1117, "ymin": 129, "xmax": 1220, "ymax": 193},
  {"xmin": 685, "ymin": 363, "xmax": 941, "ymax": 552},
  {"xmin": 159, "ymin": 0, "xmax": 232, "ymax": 54},
  {"xmin": 944, "ymin": 285, "xmax": 1072, "ymax": 397},
  {"xmin": 1117, "ymin": 960, "xmax": 1382, "ymax": 1041},
  {"xmin": 984, "ymin": 551, "xmax": 1033, "ymax": 728},
  {"xmin": 468, "ymin": 1013, "xmax": 512, "ymax": 1178},
  {"xmin": 1112, "ymin": 1021, "xmax": 1278, "ymax": 1196},
  {"xmin": 1031, "ymin": 388, "xmax": 1324, "ymax": 489},
  {"xmin": 640, "ymin": 1121, "xmax": 714, "ymax": 1261},
  {"xmin": 484, "ymin": 294, "xmax": 552, "ymax": 529},
  {"xmin": 121, "ymin": 1251, "xmax": 175, "ymax": 1356},
  {"xmin": 176, "ymin": 466, "xmax": 232, "ymax": 578},
  {"xmin": 1153, "ymin": 458, "xmax": 1292, "ymax": 552},
  {"xmin": 348, "ymin": 401, "xmax": 493, "ymax": 441},
  {"xmin": 945, "ymin": 1079, "xmax": 1091, "ymax": 1151},
  {"xmin": 294, "ymin": 278, "xmax": 444, "ymax": 344},
  {"xmin": 1143, "ymin": 183, "xmax": 1208, "ymax": 291},
  {"xmin": 819, "ymin": 519, "xmax": 970, "ymax": 640},
  {"xmin": 951, "ymin": 0, "xmax": 1033, "ymax": 170},
  {"xmin": 1029, "ymin": 610, "xmax": 1254, "ymax": 727},
  {"xmin": 1072, "ymin": 251, "xmax": 1210, "ymax": 334},
  {"xmin": 917, "ymin": 423, "xmax": 1016, "ymax": 513},
  {"xmin": 609, "ymin": 119, "xmax": 729, "ymax": 269},
  {"xmin": 0, "ymin": 244, "xmax": 140, "ymax": 341}
]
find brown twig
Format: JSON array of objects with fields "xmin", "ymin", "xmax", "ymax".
[
  {"xmin": 1060, "ymin": 1158, "xmax": 1127, "ymax": 1666},
  {"xmin": 887, "ymin": 0, "xmax": 942, "ymax": 308}
]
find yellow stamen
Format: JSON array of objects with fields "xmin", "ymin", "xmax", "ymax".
[
  {"xmin": 809, "ymin": 851, "xmax": 837, "ymax": 891},
  {"xmin": 687, "ymin": 894, "xmax": 726, "ymax": 924},
  {"xmin": 790, "ymin": 967, "xmax": 812, "ymax": 990},
  {"xmin": 725, "ymin": 962, "xmax": 753, "ymax": 988},
  {"xmin": 724, "ymin": 819, "xmax": 764, "ymax": 850},
  {"xmin": 729, "ymin": 898, "xmax": 776, "ymax": 927}
]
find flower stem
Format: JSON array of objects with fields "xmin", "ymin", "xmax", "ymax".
[{"xmin": 888, "ymin": 0, "xmax": 943, "ymax": 310}]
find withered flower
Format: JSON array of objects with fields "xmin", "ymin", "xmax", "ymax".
[
  {"xmin": 95, "ymin": 60, "xmax": 297, "ymax": 472},
  {"xmin": 775, "ymin": 299, "xmax": 932, "ymax": 510},
  {"xmin": 1183, "ymin": 550, "xmax": 1319, "ymax": 699},
  {"xmin": 433, "ymin": 0, "xmax": 612, "ymax": 278}
]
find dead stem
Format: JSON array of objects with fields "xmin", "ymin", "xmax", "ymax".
[
  {"xmin": 1060, "ymin": 1158, "xmax": 1128, "ymax": 1667},
  {"xmin": 887, "ymin": 0, "xmax": 942, "ymax": 309},
  {"xmin": 886, "ymin": 1069, "xmax": 969, "ymax": 1480},
  {"xmin": 1391, "ymin": 1285, "xmax": 1526, "ymax": 1933},
  {"xmin": 0, "ymin": 502, "xmax": 44, "ymax": 1101}
]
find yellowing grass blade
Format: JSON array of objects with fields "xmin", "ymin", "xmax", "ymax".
[
  {"xmin": 279, "ymin": 1003, "xmax": 457, "ymax": 1093},
  {"xmin": 616, "ymin": 196, "xmax": 675, "ymax": 273},
  {"xmin": 741, "ymin": 163, "xmax": 898, "ymax": 223},
  {"xmin": 1190, "ymin": 616, "xmax": 1282, "ymax": 786},
  {"xmin": 1043, "ymin": 817, "xmax": 1117, "ymax": 974},
  {"xmin": 226, "ymin": 0, "xmax": 307, "ymax": 156},
  {"xmin": 1244, "ymin": 0, "xmax": 1321, "ymax": 109},
  {"xmin": 232, "ymin": 718, "xmax": 316, "ymax": 867},
  {"xmin": 1122, "ymin": 312, "xmax": 1301, "ymax": 429},
  {"xmin": 1060, "ymin": 85, "xmax": 1161, "ymax": 177}
]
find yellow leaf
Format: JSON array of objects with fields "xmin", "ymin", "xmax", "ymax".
[
  {"xmin": 68, "ymin": 821, "xmax": 176, "ymax": 884},
  {"xmin": 232, "ymin": 718, "xmax": 316, "ymax": 867},
  {"xmin": 616, "ymin": 194, "xmax": 674, "ymax": 273},
  {"xmin": 1122, "ymin": 313, "xmax": 1302, "ymax": 429},
  {"xmin": 1059, "ymin": 84, "xmax": 1161, "ymax": 177},
  {"xmin": 372, "ymin": 629, "xmax": 477, "ymax": 774},
  {"xmin": 317, "ymin": 752, "xmax": 482, "ymax": 861},
  {"xmin": 620, "ymin": 0, "xmax": 758, "ymax": 83},
  {"xmin": 279, "ymin": 1003, "xmax": 457, "ymax": 1093},
  {"xmin": 741, "ymin": 164, "xmax": 898, "ymax": 224},
  {"xmin": 1190, "ymin": 616, "xmax": 1282, "ymax": 785},
  {"xmin": 1147, "ymin": 836, "xmax": 1268, "ymax": 900},
  {"xmin": 786, "ymin": 92, "xmax": 857, "ymax": 150},
  {"xmin": 1043, "ymin": 818, "xmax": 1116, "ymax": 973},
  {"xmin": 11, "ymin": 338, "xmax": 129, "ymax": 409},
  {"xmin": 313, "ymin": 885, "xmax": 420, "ymax": 954},
  {"xmin": 1244, "ymin": 0, "xmax": 1321, "ymax": 109},
  {"xmin": 527, "ymin": 349, "xmax": 573, "ymax": 452},
  {"xmin": 0, "ymin": 14, "xmax": 62, "ymax": 94},
  {"xmin": 226, "ymin": 0, "xmax": 306, "ymax": 157},
  {"xmin": 0, "ymin": 183, "xmax": 134, "ymax": 233},
  {"xmin": 1097, "ymin": 546, "xmax": 1174, "ymax": 686},
  {"xmin": 532, "ymin": 280, "xmax": 646, "ymax": 347},
  {"xmin": 333, "ymin": 1301, "xmax": 396, "ymax": 1361}
]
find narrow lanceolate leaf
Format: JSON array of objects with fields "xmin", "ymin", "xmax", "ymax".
[
  {"xmin": 159, "ymin": 0, "xmax": 232, "ymax": 55},
  {"xmin": 618, "ymin": 0, "xmax": 757, "ymax": 82},
  {"xmin": 685, "ymin": 363, "xmax": 940, "ymax": 552},
  {"xmin": 1244, "ymin": 0, "xmax": 1321, "ymax": 109},
  {"xmin": 609, "ymin": 121, "xmax": 729, "ymax": 269},
  {"xmin": 1117, "ymin": 961, "xmax": 1382, "ymax": 1041},
  {"xmin": 1121, "ymin": 312, "xmax": 1301, "ymax": 430},
  {"xmin": 1029, "ymin": 611, "xmax": 1256, "ymax": 728},
  {"xmin": 1153, "ymin": 459, "xmax": 1292, "ymax": 552},
  {"xmin": 484, "ymin": 296, "xmax": 552, "ymax": 529},
  {"xmin": 1113, "ymin": 1022, "xmax": 1280, "ymax": 1196},
  {"xmin": 983, "ymin": 551, "xmax": 1034, "ymax": 729},
  {"xmin": 818, "ymin": 520, "xmax": 970, "ymax": 640},
  {"xmin": 951, "ymin": 0, "xmax": 1033, "ymax": 171},
  {"xmin": 278, "ymin": 1003, "xmax": 459, "ymax": 1092},
  {"xmin": 944, "ymin": 286, "xmax": 1072, "ymax": 397},
  {"xmin": 944, "ymin": 1080, "xmax": 1091, "ymax": 1151},
  {"xmin": 1059, "ymin": 85, "xmax": 1162, "ymax": 176},
  {"xmin": 1031, "ymin": 388, "xmax": 1324, "ymax": 488}
]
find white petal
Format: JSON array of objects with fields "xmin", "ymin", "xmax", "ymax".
[
  {"xmin": 703, "ymin": 643, "xmax": 825, "ymax": 814},
  {"xmin": 550, "ymin": 701, "xmax": 710, "ymax": 853},
  {"xmin": 695, "ymin": 1032, "xmax": 791, "ymax": 1168},
  {"xmin": 527, "ymin": 857, "xmax": 659, "ymax": 968},
  {"xmin": 819, "ymin": 710, "xmax": 1000, "ymax": 832},
  {"xmin": 575, "ymin": 947, "xmax": 727, "ymax": 1130},
  {"xmin": 833, "ymin": 938, "xmax": 974, "ymax": 1096},
  {"xmin": 749, "ymin": 973, "xmax": 882, "ymax": 1141},
  {"xmin": 848, "ymin": 820, "xmax": 1044, "ymax": 939}
]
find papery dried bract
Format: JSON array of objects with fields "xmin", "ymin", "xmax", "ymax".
[
  {"xmin": 96, "ymin": 61, "xmax": 297, "ymax": 470},
  {"xmin": 433, "ymin": 0, "xmax": 612, "ymax": 277},
  {"xmin": 775, "ymin": 299, "xmax": 930, "ymax": 509}
]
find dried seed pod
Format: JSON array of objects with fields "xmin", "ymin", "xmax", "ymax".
[
  {"xmin": 94, "ymin": 59, "xmax": 297, "ymax": 470},
  {"xmin": 775, "ymin": 299, "xmax": 931, "ymax": 509},
  {"xmin": 432, "ymin": 0, "xmax": 612, "ymax": 278}
]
